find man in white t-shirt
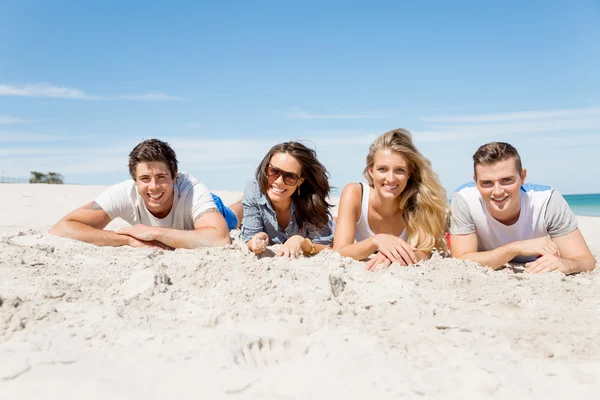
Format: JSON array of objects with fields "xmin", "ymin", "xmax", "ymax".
[
  {"xmin": 50, "ymin": 139, "xmax": 242, "ymax": 249},
  {"xmin": 450, "ymin": 141, "xmax": 596, "ymax": 274}
]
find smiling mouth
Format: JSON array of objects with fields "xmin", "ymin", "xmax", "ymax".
[
  {"xmin": 270, "ymin": 185, "xmax": 287, "ymax": 194},
  {"xmin": 147, "ymin": 192, "xmax": 164, "ymax": 201},
  {"xmin": 382, "ymin": 184, "xmax": 399, "ymax": 191},
  {"xmin": 491, "ymin": 196, "xmax": 508, "ymax": 203}
]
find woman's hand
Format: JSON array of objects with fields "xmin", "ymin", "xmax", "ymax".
[
  {"xmin": 277, "ymin": 235, "xmax": 305, "ymax": 258},
  {"xmin": 247, "ymin": 232, "xmax": 269, "ymax": 254},
  {"xmin": 372, "ymin": 234, "xmax": 417, "ymax": 266},
  {"xmin": 365, "ymin": 252, "xmax": 392, "ymax": 271}
]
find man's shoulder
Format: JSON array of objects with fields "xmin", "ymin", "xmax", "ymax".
[
  {"xmin": 521, "ymin": 183, "xmax": 553, "ymax": 194},
  {"xmin": 453, "ymin": 182, "xmax": 480, "ymax": 200},
  {"xmin": 176, "ymin": 172, "xmax": 210, "ymax": 194},
  {"xmin": 102, "ymin": 179, "xmax": 137, "ymax": 197},
  {"xmin": 520, "ymin": 183, "xmax": 555, "ymax": 205}
]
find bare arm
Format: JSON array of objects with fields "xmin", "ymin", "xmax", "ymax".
[
  {"xmin": 451, "ymin": 233, "xmax": 564, "ymax": 270},
  {"xmin": 333, "ymin": 184, "xmax": 376, "ymax": 260},
  {"xmin": 524, "ymin": 229, "xmax": 597, "ymax": 274},
  {"xmin": 551, "ymin": 228, "xmax": 596, "ymax": 273},
  {"xmin": 451, "ymin": 233, "xmax": 522, "ymax": 270},
  {"xmin": 49, "ymin": 202, "xmax": 133, "ymax": 247},
  {"xmin": 117, "ymin": 208, "xmax": 231, "ymax": 249}
]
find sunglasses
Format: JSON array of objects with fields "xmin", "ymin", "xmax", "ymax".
[{"xmin": 265, "ymin": 164, "xmax": 301, "ymax": 186}]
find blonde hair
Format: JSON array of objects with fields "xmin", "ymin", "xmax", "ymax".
[{"xmin": 364, "ymin": 128, "xmax": 448, "ymax": 253}]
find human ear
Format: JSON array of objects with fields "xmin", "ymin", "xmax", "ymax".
[{"xmin": 521, "ymin": 168, "xmax": 527, "ymax": 184}]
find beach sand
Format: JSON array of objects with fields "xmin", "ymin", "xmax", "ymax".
[{"xmin": 1, "ymin": 184, "xmax": 599, "ymax": 399}]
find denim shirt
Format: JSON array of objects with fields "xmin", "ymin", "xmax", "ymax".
[{"xmin": 241, "ymin": 178, "xmax": 334, "ymax": 245}]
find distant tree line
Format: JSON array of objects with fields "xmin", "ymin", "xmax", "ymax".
[{"xmin": 29, "ymin": 171, "xmax": 64, "ymax": 184}]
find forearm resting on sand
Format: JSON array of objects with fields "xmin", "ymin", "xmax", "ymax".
[
  {"xmin": 49, "ymin": 220, "xmax": 131, "ymax": 247},
  {"xmin": 455, "ymin": 245, "xmax": 520, "ymax": 270},
  {"xmin": 561, "ymin": 254, "xmax": 597, "ymax": 274},
  {"xmin": 337, "ymin": 236, "xmax": 379, "ymax": 261},
  {"xmin": 118, "ymin": 225, "xmax": 231, "ymax": 249}
]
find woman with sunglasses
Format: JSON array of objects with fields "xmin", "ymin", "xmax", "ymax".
[
  {"xmin": 333, "ymin": 128, "xmax": 448, "ymax": 270},
  {"xmin": 241, "ymin": 142, "xmax": 333, "ymax": 258}
]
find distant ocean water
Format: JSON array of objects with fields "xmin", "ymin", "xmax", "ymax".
[{"xmin": 564, "ymin": 193, "xmax": 600, "ymax": 217}]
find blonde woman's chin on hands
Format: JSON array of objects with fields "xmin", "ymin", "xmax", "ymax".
[
  {"xmin": 372, "ymin": 234, "xmax": 417, "ymax": 266},
  {"xmin": 248, "ymin": 232, "xmax": 269, "ymax": 254},
  {"xmin": 277, "ymin": 235, "xmax": 305, "ymax": 259}
]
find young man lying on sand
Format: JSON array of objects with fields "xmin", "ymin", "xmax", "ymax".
[
  {"xmin": 450, "ymin": 141, "xmax": 596, "ymax": 275},
  {"xmin": 50, "ymin": 139, "xmax": 242, "ymax": 249}
]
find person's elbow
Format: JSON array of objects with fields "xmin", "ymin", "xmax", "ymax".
[
  {"xmin": 214, "ymin": 229, "xmax": 232, "ymax": 245},
  {"xmin": 580, "ymin": 254, "xmax": 597, "ymax": 272},
  {"xmin": 48, "ymin": 219, "xmax": 70, "ymax": 238}
]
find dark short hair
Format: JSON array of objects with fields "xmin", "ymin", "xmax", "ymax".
[
  {"xmin": 255, "ymin": 141, "xmax": 332, "ymax": 230},
  {"xmin": 128, "ymin": 139, "xmax": 178, "ymax": 179},
  {"xmin": 473, "ymin": 141, "xmax": 522, "ymax": 176}
]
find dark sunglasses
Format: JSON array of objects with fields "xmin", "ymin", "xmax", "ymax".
[{"xmin": 265, "ymin": 164, "xmax": 301, "ymax": 186}]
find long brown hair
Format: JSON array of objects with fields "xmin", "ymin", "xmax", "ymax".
[
  {"xmin": 256, "ymin": 142, "xmax": 332, "ymax": 230},
  {"xmin": 364, "ymin": 128, "xmax": 448, "ymax": 252}
]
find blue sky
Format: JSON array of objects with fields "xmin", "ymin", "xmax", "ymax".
[{"xmin": 1, "ymin": 0, "xmax": 599, "ymax": 195}]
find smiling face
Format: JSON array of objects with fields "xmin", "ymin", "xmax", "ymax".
[
  {"xmin": 368, "ymin": 149, "xmax": 411, "ymax": 200},
  {"xmin": 265, "ymin": 152, "xmax": 304, "ymax": 205},
  {"xmin": 474, "ymin": 157, "xmax": 526, "ymax": 224},
  {"xmin": 134, "ymin": 161, "xmax": 176, "ymax": 218}
]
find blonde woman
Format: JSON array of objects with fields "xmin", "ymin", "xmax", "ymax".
[{"xmin": 333, "ymin": 128, "xmax": 447, "ymax": 270}]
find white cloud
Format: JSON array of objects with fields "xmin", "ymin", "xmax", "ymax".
[
  {"xmin": 0, "ymin": 84, "xmax": 184, "ymax": 102},
  {"xmin": 0, "ymin": 83, "xmax": 99, "ymax": 99},
  {"xmin": 287, "ymin": 110, "xmax": 385, "ymax": 119},
  {"xmin": 423, "ymin": 107, "xmax": 600, "ymax": 123},
  {"xmin": 119, "ymin": 92, "xmax": 185, "ymax": 101},
  {"xmin": 0, "ymin": 116, "xmax": 25, "ymax": 124},
  {"xmin": 414, "ymin": 106, "xmax": 600, "ymax": 143}
]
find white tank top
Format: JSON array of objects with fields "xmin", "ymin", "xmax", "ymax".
[{"xmin": 355, "ymin": 182, "xmax": 407, "ymax": 242}]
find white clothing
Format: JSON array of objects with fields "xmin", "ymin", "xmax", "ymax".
[
  {"xmin": 450, "ymin": 182, "xmax": 578, "ymax": 263},
  {"xmin": 95, "ymin": 172, "xmax": 216, "ymax": 230},
  {"xmin": 355, "ymin": 182, "xmax": 407, "ymax": 242}
]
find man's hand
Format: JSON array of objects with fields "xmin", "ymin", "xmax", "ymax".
[
  {"xmin": 515, "ymin": 237, "xmax": 560, "ymax": 258},
  {"xmin": 126, "ymin": 235, "xmax": 170, "ymax": 249},
  {"xmin": 277, "ymin": 235, "xmax": 305, "ymax": 258},
  {"xmin": 525, "ymin": 254, "xmax": 572, "ymax": 274},
  {"xmin": 116, "ymin": 225, "xmax": 157, "ymax": 242},
  {"xmin": 248, "ymin": 232, "xmax": 269, "ymax": 254},
  {"xmin": 372, "ymin": 234, "xmax": 417, "ymax": 266},
  {"xmin": 365, "ymin": 252, "xmax": 392, "ymax": 271}
]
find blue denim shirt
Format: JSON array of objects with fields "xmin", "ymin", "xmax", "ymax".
[{"xmin": 241, "ymin": 178, "xmax": 334, "ymax": 245}]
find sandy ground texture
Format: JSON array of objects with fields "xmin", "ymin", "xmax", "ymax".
[{"xmin": 1, "ymin": 184, "xmax": 599, "ymax": 399}]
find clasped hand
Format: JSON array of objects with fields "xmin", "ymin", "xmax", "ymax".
[
  {"xmin": 115, "ymin": 224, "xmax": 171, "ymax": 249},
  {"xmin": 367, "ymin": 234, "xmax": 417, "ymax": 269},
  {"xmin": 248, "ymin": 232, "xmax": 269, "ymax": 254},
  {"xmin": 277, "ymin": 235, "xmax": 305, "ymax": 259},
  {"xmin": 525, "ymin": 254, "xmax": 572, "ymax": 274}
]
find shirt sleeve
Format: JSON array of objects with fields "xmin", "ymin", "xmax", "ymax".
[
  {"xmin": 189, "ymin": 181, "xmax": 218, "ymax": 223},
  {"xmin": 545, "ymin": 190, "xmax": 578, "ymax": 237},
  {"xmin": 95, "ymin": 182, "xmax": 134, "ymax": 222},
  {"xmin": 449, "ymin": 192, "xmax": 476, "ymax": 235},
  {"xmin": 306, "ymin": 217, "xmax": 334, "ymax": 246},
  {"xmin": 241, "ymin": 179, "xmax": 265, "ymax": 242}
]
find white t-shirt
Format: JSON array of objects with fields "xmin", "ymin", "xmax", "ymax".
[
  {"xmin": 450, "ymin": 182, "xmax": 578, "ymax": 263},
  {"xmin": 95, "ymin": 172, "xmax": 216, "ymax": 230}
]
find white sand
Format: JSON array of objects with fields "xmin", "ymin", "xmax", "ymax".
[{"xmin": 1, "ymin": 183, "xmax": 599, "ymax": 399}]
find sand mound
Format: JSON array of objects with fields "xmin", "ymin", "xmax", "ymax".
[{"xmin": 1, "ymin": 227, "xmax": 599, "ymax": 399}]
